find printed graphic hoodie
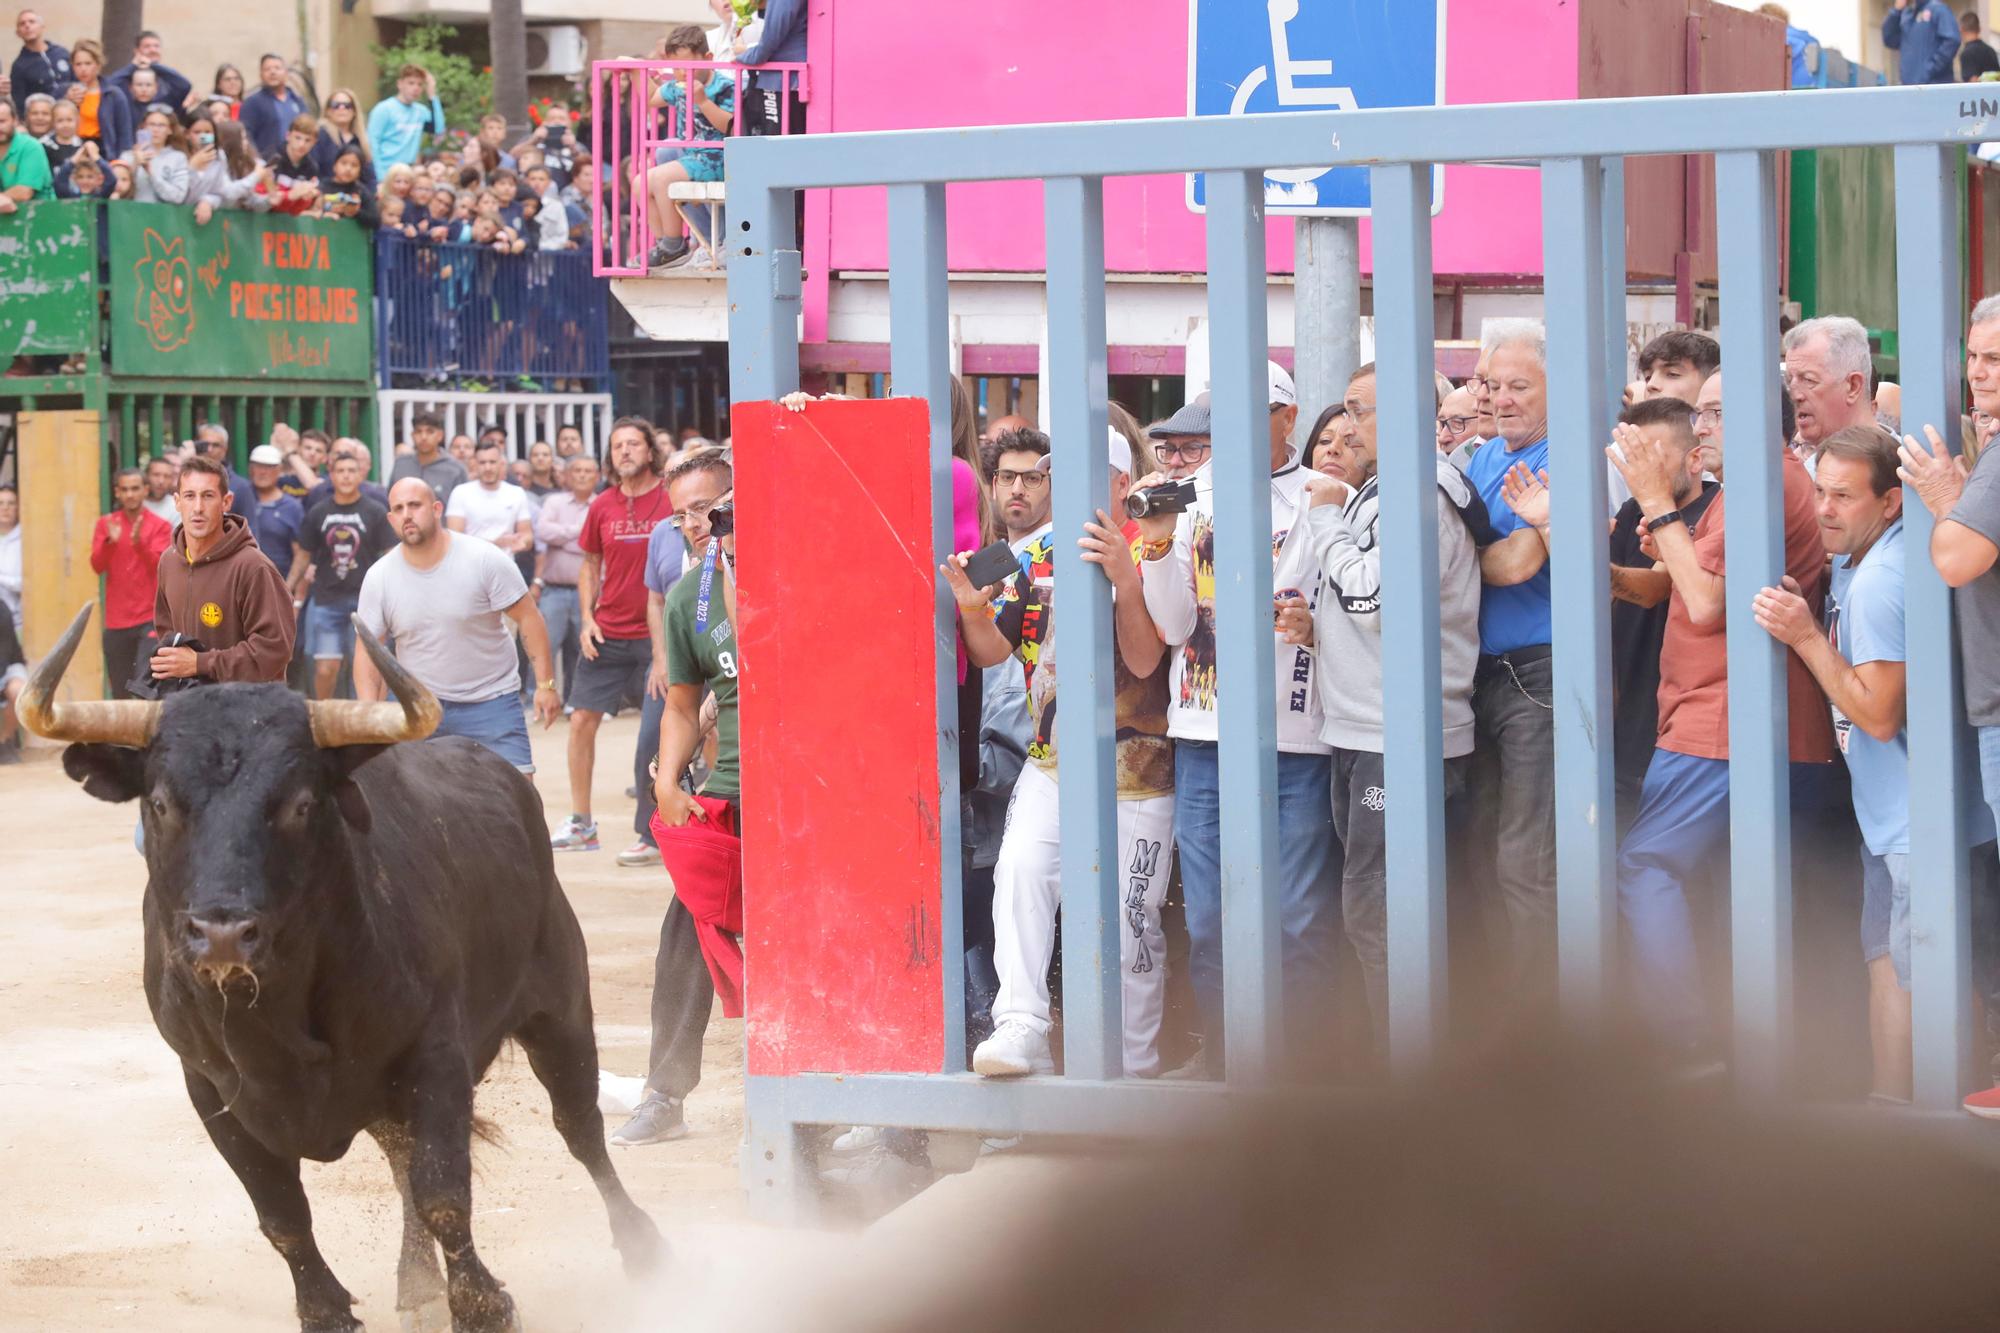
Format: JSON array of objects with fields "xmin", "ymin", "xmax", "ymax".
[
  {"xmin": 1302, "ymin": 456, "xmax": 1491, "ymax": 758},
  {"xmin": 154, "ymin": 512, "xmax": 297, "ymax": 682}
]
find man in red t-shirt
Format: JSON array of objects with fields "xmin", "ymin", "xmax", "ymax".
[
  {"xmin": 1612, "ymin": 377, "xmax": 1838, "ymax": 1067},
  {"xmin": 90, "ymin": 465, "xmax": 174, "ymax": 698},
  {"xmin": 552, "ymin": 416, "xmax": 674, "ymax": 852}
]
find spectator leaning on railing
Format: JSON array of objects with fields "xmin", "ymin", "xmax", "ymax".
[
  {"xmin": 189, "ymin": 118, "xmax": 270, "ymax": 222},
  {"xmin": 267, "ymin": 114, "xmax": 322, "ymax": 214},
  {"xmin": 127, "ymin": 106, "xmax": 191, "ymax": 204}
]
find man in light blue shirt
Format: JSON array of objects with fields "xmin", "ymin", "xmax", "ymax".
[
  {"xmin": 1753, "ymin": 423, "xmax": 1990, "ymax": 1102},
  {"xmin": 367, "ymin": 64, "xmax": 443, "ymax": 168}
]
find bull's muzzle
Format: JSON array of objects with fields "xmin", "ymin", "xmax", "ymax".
[{"xmin": 185, "ymin": 913, "xmax": 263, "ymax": 988}]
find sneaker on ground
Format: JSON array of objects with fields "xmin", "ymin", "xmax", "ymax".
[
  {"xmin": 610, "ymin": 1093, "xmax": 688, "ymax": 1147},
  {"xmin": 616, "ymin": 841, "xmax": 659, "ymax": 868},
  {"xmin": 972, "ymin": 1020, "xmax": 1053, "ymax": 1078},
  {"xmin": 829, "ymin": 1125, "xmax": 884, "ymax": 1156},
  {"xmin": 1963, "ymin": 1084, "xmax": 2000, "ymax": 1119},
  {"xmin": 550, "ymin": 816, "xmax": 600, "ymax": 853},
  {"xmin": 1160, "ymin": 1044, "xmax": 1210, "ymax": 1081}
]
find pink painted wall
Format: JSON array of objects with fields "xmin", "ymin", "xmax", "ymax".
[{"xmin": 810, "ymin": 1, "xmax": 1581, "ymax": 279}]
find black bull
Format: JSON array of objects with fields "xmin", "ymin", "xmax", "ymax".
[{"xmin": 21, "ymin": 606, "xmax": 662, "ymax": 1332}]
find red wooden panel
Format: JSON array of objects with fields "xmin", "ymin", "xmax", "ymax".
[{"xmin": 732, "ymin": 397, "xmax": 946, "ymax": 1077}]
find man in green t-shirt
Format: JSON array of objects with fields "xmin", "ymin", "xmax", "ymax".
[
  {"xmin": 0, "ymin": 100, "xmax": 54, "ymax": 207},
  {"xmin": 613, "ymin": 446, "xmax": 739, "ymax": 1148}
]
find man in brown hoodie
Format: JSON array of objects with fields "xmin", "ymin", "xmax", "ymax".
[{"xmin": 151, "ymin": 455, "xmax": 296, "ymax": 684}]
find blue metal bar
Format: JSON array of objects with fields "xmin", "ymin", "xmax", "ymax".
[
  {"xmin": 723, "ymin": 164, "xmax": 800, "ymax": 403},
  {"xmin": 745, "ymin": 1073, "xmax": 1237, "ymax": 1137},
  {"xmin": 1599, "ymin": 156, "xmax": 1629, "ymax": 431},
  {"xmin": 1203, "ymin": 169, "xmax": 1283, "ymax": 1083},
  {"xmin": 1541, "ymin": 156, "xmax": 1617, "ymax": 1026},
  {"xmin": 1894, "ymin": 141, "xmax": 1975, "ymax": 1111},
  {"xmin": 1715, "ymin": 149, "xmax": 1792, "ymax": 1097},
  {"xmin": 726, "ymin": 86, "xmax": 1983, "ymax": 190},
  {"xmin": 888, "ymin": 181, "xmax": 969, "ymax": 1075},
  {"xmin": 1043, "ymin": 175, "xmax": 1122, "ymax": 1082},
  {"xmin": 1370, "ymin": 161, "xmax": 1447, "ymax": 1072}
]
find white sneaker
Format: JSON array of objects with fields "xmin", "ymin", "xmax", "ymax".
[
  {"xmin": 830, "ymin": 1125, "xmax": 884, "ymax": 1155},
  {"xmin": 972, "ymin": 1020, "xmax": 1053, "ymax": 1078}
]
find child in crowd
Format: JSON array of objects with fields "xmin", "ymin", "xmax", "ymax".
[
  {"xmin": 54, "ymin": 150, "xmax": 113, "ymax": 200},
  {"xmin": 379, "ymin": 195, "xmax": 420, "ymax": 239},
  {"xmin": 524, "ymin": 163, "xmax": 570, "ymax": 251},
  {"xmin": 41, "ymin": 100, "xmax": 84, "ymax": 171}
]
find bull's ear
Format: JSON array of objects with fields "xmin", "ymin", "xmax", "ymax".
[
  {"xmin": 62, "ymin": 744, "xmax": 148, "ymax": 803},
  {"xmin": 323, "ymin": 746, "xmax": 385, "ymax": 832}
]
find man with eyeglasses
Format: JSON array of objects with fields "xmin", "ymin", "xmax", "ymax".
[
  {"xmin": 1437, "ymin": 384, "xmax": 1480, "ymax": 458},
  {"xmin": 990, "ymin": 428, "xmax": 1055, "ymax": 546},
  {"xmin": 1151, "ymin": 424, "xmax": 1213, "ymax": 481},
  {"xmin": 367, "ymin": 64, "xmax": 443, "ymax": 168},
  {"xmin": 1136, "ymin": 363, "xmax": 1341, "ymax": 1079}
]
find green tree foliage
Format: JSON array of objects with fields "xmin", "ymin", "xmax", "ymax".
[{"xmin": 372, "ymin": 21, "xmax": 491, "ymax": 142}]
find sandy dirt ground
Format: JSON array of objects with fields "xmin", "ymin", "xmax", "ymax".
[{"xmin": 0, "ymin": 713, "xmax": 767, "ymax": 1331}]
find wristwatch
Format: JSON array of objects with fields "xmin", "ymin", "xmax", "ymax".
[
  {"xmin": 1643, "ymin": 509, "xmax": 1685, "ymax": 534},
  {"xmin": 537, "ymin": 678, "xmax": 558, "ymax": 692}
]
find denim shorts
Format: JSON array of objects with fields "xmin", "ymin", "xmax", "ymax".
[
  {"xmin": 437, "ymin": 693, "xmax": 534, "ymax": 773},
  {"xmin": 1860, "ymin": 847, "xmax": 1911, "ymax": 990},
  {"xmin": 304, "ymin": 598, "xmax": 358, "ymax": 663}
]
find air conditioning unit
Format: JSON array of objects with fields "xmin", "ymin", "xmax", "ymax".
[{"xmin": 526, "ymin": 25, "xmax": 586, "ymax": 78}]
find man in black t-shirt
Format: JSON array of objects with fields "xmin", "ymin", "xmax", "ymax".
[
  {"xmin": 1960, "ymin": 12, "xmax": 1999, "ymax": 80},
  {"xmin": 288, "ymin": 451, "xmax": 396, "ymax": 699}
]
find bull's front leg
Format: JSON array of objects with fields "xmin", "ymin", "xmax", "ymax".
[
  {"xmin": 406, "ymin": 1061, "xmax": 519, "ymax": 1333},
  {"xmin": 183, "ymin": 1066, "xmax": 360, "ymax": 1332}
]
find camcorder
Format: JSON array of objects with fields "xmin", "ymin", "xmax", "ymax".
[
  {"xmin": 128, "ymin": 632, "xmax": 209, "ymax": 700},
  {"xmin": 1126, "ymin": 479, "xmax": 1197, "ymax": 520},
  {"xmin": 707, "ymin": 501, "xmax": 735, "ymax": 538}
]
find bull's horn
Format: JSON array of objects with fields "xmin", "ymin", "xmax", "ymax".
[
  {"xmin": 18, "ymin": 604, "xmax": 162, "ymax": 746},
  {"xmin": 305, "ymin": 617, "xmax": 441, "ymax": 747}
]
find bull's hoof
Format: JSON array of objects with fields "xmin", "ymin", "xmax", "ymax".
[
  {"xmin": 447, "ymin": 1290, "xmax": 522, "ymax": 1333},
  {"xmin": 397, "ymin": 1298, "xmax": 450, "ymax": 1333},
  {"xmin": 302, "ymin": 1313, "xmax": 364, "ymax": 1333},
  {"xmin": 616, "ymin": 1217, "xmax": 669, "ymax": 1278}
]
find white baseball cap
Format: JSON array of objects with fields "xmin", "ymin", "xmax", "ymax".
[
  {"xmin": 1267, "ymin": 360, "xmax": 1297, "ymax": 407},
  {"xmin": 248, "ymin": 445, "xmax": 284, "ymax": 466}
]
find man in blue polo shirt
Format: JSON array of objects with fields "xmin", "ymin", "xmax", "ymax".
[
  {"xmin": 1754, "ymin": 423, "xmax": 1992, "ymax": 1103},
  {"xmin": 1461, "ymin": 320, "xmax": 1558, "ymax": 1004}
]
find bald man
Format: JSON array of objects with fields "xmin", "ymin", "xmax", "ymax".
[
  {"xmin": 983, "ymin": 414, "xmax": 1036, "ymax": 447},
  {"xmin": 355, "ymin": 477, "xmax": 561, "ymax": 773}
]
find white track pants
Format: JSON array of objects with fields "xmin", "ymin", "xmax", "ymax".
[{"xmin": 990, "ymin": 762, "xmax": 1176, "ymax": 1077}]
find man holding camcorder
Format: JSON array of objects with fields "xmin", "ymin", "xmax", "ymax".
[{"xmin": 1135, "ymin": 364, "xmax": 1343, "ymax": 1079}]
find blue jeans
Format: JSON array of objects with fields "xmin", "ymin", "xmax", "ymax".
[
  {"xmin": 538, "ymin": 584, "xmax": 582, "ymax": 702},
  {"xmin": 1174, "ymin": 741, "xmax": 1342, "ymax": 1072},
  {"xmin": 1619, "ymin": 749, "xmax": 1843, "ymax": 1051},
  {"xmin": 437, "ymin": 694, "xmax": 533, "ymax": 772},
  {"xmin": 304, "ymin": 597, "xmax": 357, "ymax": 663}
]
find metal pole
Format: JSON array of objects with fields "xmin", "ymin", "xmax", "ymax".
[{"xmin": 1292, "ymin": 216, "xmax": 1362, "ymax": 418}]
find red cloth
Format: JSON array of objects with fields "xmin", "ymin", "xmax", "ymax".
[
  {"xmin": 650, "ymin": 798, "xmax": 744, "ymax": 1017},
  {"xmin": 579, "ymin": 481, "xmax": 672, "ymax": 641},
  {"xmin": 90, "ymin": 508, "xmax": 174, "ymax": 630}
]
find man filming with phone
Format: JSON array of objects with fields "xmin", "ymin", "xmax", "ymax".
[{"xmin": 613, "ymin": 446, "xmax": 740, "ymax": 1149}]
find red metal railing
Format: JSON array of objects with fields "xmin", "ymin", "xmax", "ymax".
[{"xmin": 589, "ymin": 58, "xmax": 810, "ymax": 277}]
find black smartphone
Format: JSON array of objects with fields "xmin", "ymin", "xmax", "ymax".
[{"xmin": 962, "ymin": 540, "xmax": 1020, "ymax": 589}]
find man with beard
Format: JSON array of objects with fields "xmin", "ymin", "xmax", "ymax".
[
  {"xmin": 554, "ymin": 417, "xmax": 673, "ymax": 853},
  {"xmin": 355, "ymin": 478, "xmax": 560, "ymax": 772}
]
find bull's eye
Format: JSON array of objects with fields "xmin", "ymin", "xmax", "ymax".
[
  {"xmin": 284, "ymin": 792, "xmax": 315, "ymax": 827},
  {"xmin": 149, "ymin": 795, "xmax": 167, "ymax": 819}
]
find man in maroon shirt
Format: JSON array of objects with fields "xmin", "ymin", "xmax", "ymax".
[
  {"xmin": 553, "ymin": 416, "xmax": 674, "ymax": 852},
  {"xmin": 91, "ymin": 466, "xmax": 173, "ymax": 698}
]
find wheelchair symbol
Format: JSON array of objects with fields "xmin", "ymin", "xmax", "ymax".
[{"xmin": 1227, "ymin": 0, "xmax": 1355, "ymax": 204}]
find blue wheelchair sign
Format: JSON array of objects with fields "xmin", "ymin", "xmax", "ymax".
[{"xmin": 1187, "ymin": 0, "xmax": 1446, "ymax": 216}]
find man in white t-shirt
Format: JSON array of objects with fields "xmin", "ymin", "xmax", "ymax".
[
  {"xmin": 1135, "ymin": 362, "xmax": 1342, "ymax": 1079},
  {"xmin": 445, "ymin": 439, "xmax": 535, "ymax": 553},
  {"xmin": 356, "ymin": 478, "xmax": 560, "ymax": 772}
]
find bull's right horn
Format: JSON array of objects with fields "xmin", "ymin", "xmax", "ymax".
[
  {"xmin": 304, "ymin": 617, "xmax": 441, "ymax": 747},
  {"xmin": 18, "ymin": 604, "xmax": 162, "ymax": 747}
]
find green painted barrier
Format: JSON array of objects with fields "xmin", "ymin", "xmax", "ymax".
[
  {"xmin": 107, "ymin": 204, "xmax": 373, "ymax": 382},
  {"xmin": 0, "ymin": 199, "xmax": 97, "ymax": 358}
]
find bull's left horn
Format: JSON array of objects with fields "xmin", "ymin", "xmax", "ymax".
[
  {"xmin": 18, "ymin": 604, "xmax": 163, "ymax": 746},
  {"xmin": 305, "ymin": 618, "xmax": 442, "ymax": 747}
]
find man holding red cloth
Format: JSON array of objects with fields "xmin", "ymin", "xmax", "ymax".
[{"xmin": 613, "ymin": 447, "xmax": 741, "ymax": 1149}]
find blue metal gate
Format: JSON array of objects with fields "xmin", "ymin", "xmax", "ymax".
[{"xmin": 724, "ymin": 84, "xmax": 1994, "ymax": 1213}]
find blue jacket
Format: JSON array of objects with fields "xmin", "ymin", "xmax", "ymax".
[
  {"xmin": 739, "ymin": 0, "xmax": 809, "ymax": 90},
  {"xmin": 1882, "ymin": 1, "xmax": 1962, "ymax": 86},
  {"xmin": 86, "ymin": 83, "xmax": 136, "ymax": 159},
  {"xmin": 107, "ymin": 61, "xmax": 193, "ymax": 112},
  {"xmin": 8, "ymin": 41, "xmax": 71, "ymax": 110},
  {"xmin": 241, "ymin": 84, "xmax": 307, "ymax": 158}
]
